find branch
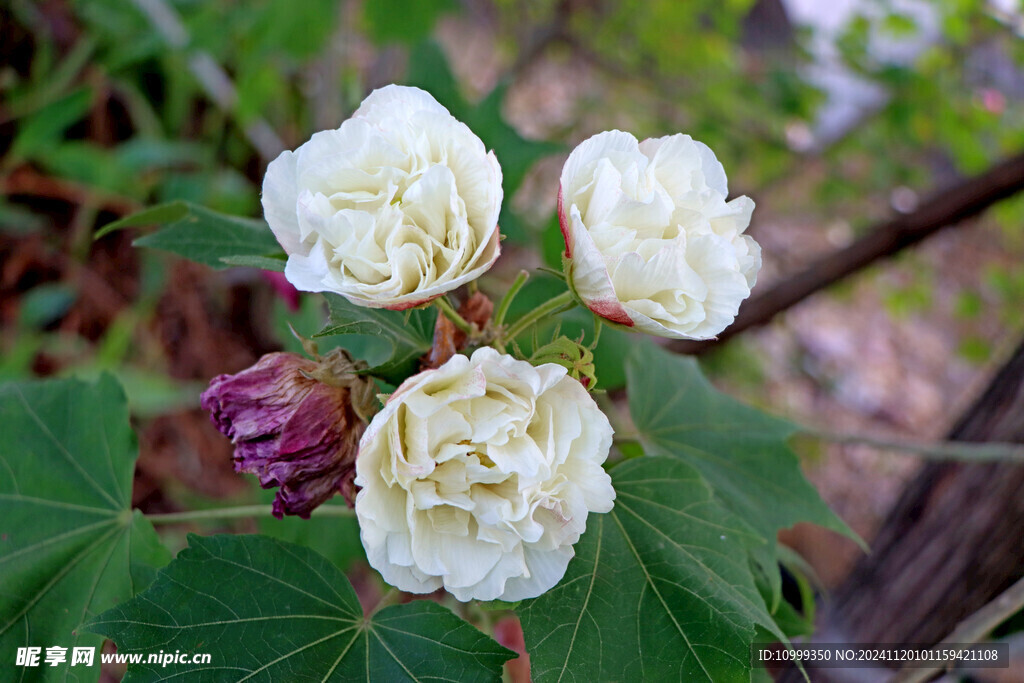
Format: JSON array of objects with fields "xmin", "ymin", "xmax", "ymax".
[
  {"xmin": 893, "ymin": 574, "xmax": 1024, "ymax": 683},
  {"xmin": 671, "ymin": 151, "xmax": 1024, "ymax": 354},
  {"xmin": 802, "ymin": 428, "xmax": 1024, "ymax": 463}
]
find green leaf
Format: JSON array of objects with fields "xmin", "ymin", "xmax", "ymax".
[
  {"xmin": 18, "ymin": 282, "xmax": 77, "ymax": 329},
  {"xmin": 0, "ymin": 375, "xmax": 171, "ymax": 675},
  {"xmin": 134, "ymin": 206, "xmax": 280, "ymax": 268},
  {"xmin": 93, "ymin": 200, "xmax": 190, "ymax": 238},
  {"xmin": 319, "ymin": 293, "xmax": 436, "ymax": 384},
  {"xmin": 219, "ymin": 254, "xmax": 287, "ymax": 271},
  {"xmin": 468, "ymin": 83, "xmax": 562, "ymax": 203},
  {"xmin": 9, "ymin": 88, "xmax": 93, "ymax": 162},
  {"xmin": 95, "ymin": 201, "xmax": 281, "ymax": 269},
  {"xmin": 520, "ymin": 457, "xmax": 782, "ymax": 682},
  {"xmin": 364, "ymin": 0, "xmax": 455, "ymax": 45},
  {"xmin": 87, "ymin": 534, "xmax": 515, "ymax": 682},
  {"xmin": 626, "ymin": 342, "xmax": 859, "ymax": 584},
  {"xmin": 404, "ymin": 41, "xmax": 465, "ymax": 120}
]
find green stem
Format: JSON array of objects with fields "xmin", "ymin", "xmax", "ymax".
[
  {"xmin": 802, "ymin": 428, "xmax": 1024, "ymax": 463},
  {"xmin": 146, "ymin": 504, "xmax": 354, "ymax": 525},
  {"xmin": 501, "ymin": 291, "xmax": 575, "ymax": 344},
  {"xmin": 494, "ymin": 270, "xmax": 529, "ymax": 328},
  {"xmin": 591, "ymin": 318, "xmax": 603, "ymax": 349},
  {"xmin": 435, "ymin": 296, "xmax": 474, "ymax": 336}
]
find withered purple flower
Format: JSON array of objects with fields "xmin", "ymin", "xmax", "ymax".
[{"xmin": 201, "ymin": 349, "xmax": 377, "ymax": 519}]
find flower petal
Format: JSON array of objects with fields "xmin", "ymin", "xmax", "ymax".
[
  {"xmin": 560, "ymin": 130, "xmax": 760, "ymax": 339},
  {"xmin": 355, "ymin": 348, "xmax": 615, "ymax": 601}
]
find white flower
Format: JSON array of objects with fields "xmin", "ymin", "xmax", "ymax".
[
  {"xmin": 354, "ymin": 347, "xmax": 614, "ymax": 602},
  {"xmin": 262, "ymin": 85, "xmax": 503, "ymax": 310},
  {"xmin": 558, "ymin": 130, "xmax": 761, "ymax": 339}
]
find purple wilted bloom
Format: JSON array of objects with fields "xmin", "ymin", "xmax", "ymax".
[{"xmin": 201, "ymin": 350, "xmax": 377, "ymax": 518}]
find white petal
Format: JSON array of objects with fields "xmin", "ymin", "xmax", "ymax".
[
  {"xmin": 264, "ymin": 84, "xmax": 502, "ymax": 308},
  {"xmin": 499, "ymin": 545, "xmax": 575, "ymax": 601},
  {"xmin": 261, "ymin": 150, "xmax": 304, "ymax": 254},
  {"xmin": 567, "ymin": 208, "xmax": 633, "ymax": 326},
  {"xmin": 282, "ymin": 242, "xmax": 333, "ymax": 293},
  {"xmin": 353, "ymin": 84, "xmax": 451, "ymax": 124},
  {"xmin": 560, "ymin": 130, "xmax": 640, "ymax": 201},
  {"xmin": 560, "ymin": 128, "xmax": 761, "ymax": 341},
  {"xmin": 354, "ymin": 349, "xmax": 615, "ymax": 603}
]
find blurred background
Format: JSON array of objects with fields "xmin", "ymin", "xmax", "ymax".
[{"xmin": 3, "ymin": 0, "xmax": 1024, "ymax": 678}]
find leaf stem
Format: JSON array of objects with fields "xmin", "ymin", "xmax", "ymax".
[
  {"xmin": 146, "ymin": 504, "xmax": 355, "ymax": 525},
  {"xmin": 435, "ymin": 296, "xmax": 474, "ymax": 336},
  {"xmin": 501, "ymin": 290, "xmax": 575, "ymax": 344},
  {"xmin": 494, "ymin": 270, "xmax": 529, "ymax": 328},
  {"xmin": 802, "ymin": 428, "xmax": 1024, "ymax": 463}
]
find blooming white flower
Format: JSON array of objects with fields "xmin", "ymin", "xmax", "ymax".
[
  {"xmin": 559, "ymin": 130, "xmax": 761, "ymax": 339},
  {"xmin": 355, "ymin": 347, "xmax": 614, "ymax": 602},
  {"xmin": 262, "ymin": 85, "xmax": 503, "ymax": 310}
]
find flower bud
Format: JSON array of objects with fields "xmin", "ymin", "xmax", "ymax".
[
  {"xmin": 201, "ymin": 350, "xmax": 377, "ymax": 518},
  {"xmin": 529, "ymin": 336, "xmax": 598, "ymax": 389}
]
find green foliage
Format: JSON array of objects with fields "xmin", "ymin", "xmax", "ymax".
[
  {"xmin": 957, "ymin": 336, "xmax": 992, "ymax": 365},
  {"xmin": 8, "ymin": 88, "xmax": 93, "ymax": 163},
  {"xmin": 0, "ymin": 375, "xmax": 170, "ymax": 676},
  {"xmin": 88, "ymin": 534, "xmax": 515, "ymax": 682},
  {"xmin": 12, "ymin": 2, "xmax": 1020, "ymax": 679},
  {"xmin": 319, "ymin": 294, "xmax": 438, "ymax": 384},
  {"xmin": 97, "ymin": 201, "xmax": 284, "ymax": 269},
  {"xmin": 883, "ymin": 277, "xmax": 933, "ymax": 318},
  {"xmin": 626, "ymin": 341, "xmax": 858, "ymax": 597},
  {"xmin": 17, "ymin": 283, "xmax": 77, "ymax": 329},
  {"xmin": 520, "ymin": 457, "xmax": 783, "ymax": 682},
  {"xmin": 364, "ymin": 0, "xmax": 456, "ymax": 45}
]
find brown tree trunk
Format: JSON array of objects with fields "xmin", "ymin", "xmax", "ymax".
[{"xmin": 779, "ymin": 337, "xmax": 1024, "ymax": 681}]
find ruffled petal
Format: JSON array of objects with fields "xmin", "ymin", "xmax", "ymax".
[{"xmin": 355, "ymin": 348, "xmax": 615, "ymax": 602}]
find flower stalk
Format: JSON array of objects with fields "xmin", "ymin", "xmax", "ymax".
[
  {"xmin": 494, "ymin": 270, "xmax": 529, "ymax": 328},
  {"xmin": 499, "ymin": 290, "xmax": 575, "ymax": 346},
  {"xmin": 146, "ymin": 504, "xmax": 355, "ymax": 525},
  {"xmin": 435, "ymin": 296, "xmax": 475, "ymax": 336}
]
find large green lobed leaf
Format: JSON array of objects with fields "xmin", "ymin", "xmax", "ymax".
[
  {"xmin": 627, "ymin": 341, "xmax": 855, "ymax": 547},
  {"xmin": 0, "ymin": 375, "xmax": 170, "ymax": 681},
  {"xmin": 520, "ymin": 457, "xmax": 783, "ymax": 682},
  {"xmin": 88, "ymin": 534, "xmax": 515, "ymax": 682}
]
